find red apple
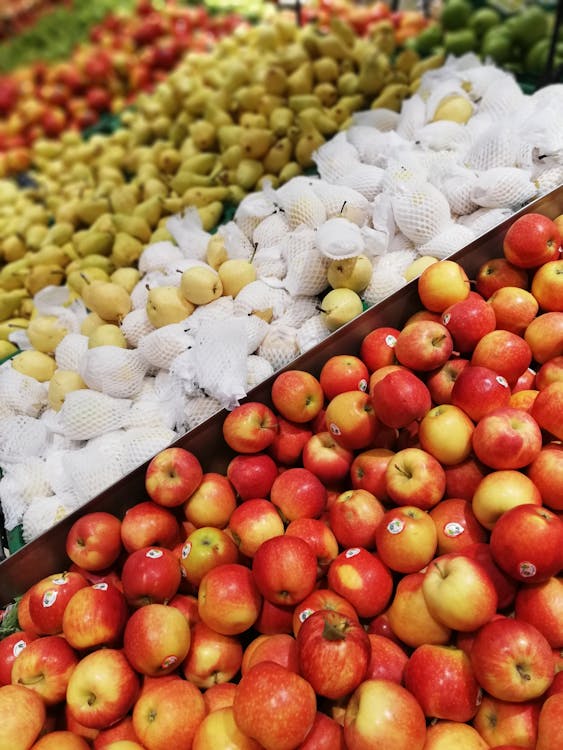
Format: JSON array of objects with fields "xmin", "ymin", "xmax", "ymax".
[
  {"xmin": 425, "ymin": 357, "xmax": 470, "ymax": 405},
  {"xmin": 327, "ymin": 547, "xmax": 393, "ymax": 619},
  {"xmin": 404, "ymin": 644, "xmax": 480, "ymax": 722},
  {"xmin": 202, "ymin": 682, "xmax": 237, "ymax": 713},
  {"xmin": 182, "ymin": 620, "xmax": 243, "ymax": 688},
  {"xmin": 350, "ymin": 447, "xmax": 394, "ymax": 501},
  {"xmin": 471, "ymin": 330, "xmax": 532, "ymax": 387},
  {"xmin": 532, "ymin": 258, "xmax": 563, "ymax": 312},
  {"xmin": 524, "ymin": 312, "xmax": 563, "ymax": 364},
  {"xmin": 509, "ymin": 388, "xmax": 539, "ymax": 413},
  {"xmin": 0, "ymin": 630, "xmax": 36, "ymax": 686},
  {"xmin": 472, "ymin": 693, "xmax": 540, "ymax": 748},
  {"xmin": 299, "ymin": 711, "xmax": 345, "ymax": 749},
  {"xmin": 487, "ymin": 286, "xmax": 538, "ymax": 335},
  {"xmin": 444, "ymin": 456, "xmax": 488, "ymax": 501},
  {"xmin": 329, "ymin": 488, "xmax": 385, "ymax": 549},
  {"xmin": 30, "ymin": 730, "xmax": 91, "ymax": 749},
  {"xmin": 285, "ymin": 517, "xmax": 339, "ymax": 577},
  {"xmin": 183, "ymin": 472, "xmax": 237, "ymax": 529},
  {"xmin": 375, "ymin": 505, "xmax": 437, "ymax": 573},
  {"xmin": 527, "ymin": 442, "xmax": 563, "ymax": 511},
  {"xmin": 423, "ymin": 721, "xmax": 489, "ymax": 749},
  {"xmin": 267, "ymin": 417, "xmax": 312, "ymax": 466},
  {"xmin": 471, "ymin": 406, "xmax": 542, "ymax": 470},
  {"xmin": 512, "ymin": 366, "xmax": 537, "ymax": 392},
  {"xmin": 168, "ymin": 592, "xmax": 199, "ymax": 627},
  {"xmin": 120, "ymin": 501, "xmax": 181, "ymax": 553},
  {"xmin": 503, "ymin": 212, "xmax": 561, "ymax": 268},
  {"xmin": 471, "ymin": 469, "xmax": 542, "ymax": 530},
  {"xmin": 301, "ymin": 431, "xmax": 355, "ymax": 485},
  {"xmin": 319, "ymin": 354, "xmax": 369, "ymax": 400},
  {"xmin": 253, "ymin": 598, "xmax": 294, "ymax": 636},
  {"xmin": 385, "ymin": 447, "xmax": 446, "ymax": 510},
  {"xmin": 451, "ymin": 364, "xmax": 511, "ymax": 422},
  {"xmin": 490, "ymin": 504, "xmax": 563, "ymax": 583},
  {"xmin": 463, "ymin": 542, "xmax": 518, "ymax": 611},
  {"xmin": 370, "ymin": 368, "xmax": 432, "ymax": 428},
  {"xmin": 11, "ymin": 634, "xmax": 78, "ymax": 706},
  {"xmin": 227, "ymin": 498, "xmax": 284, "ymax": 558},
  {"xmin": 145, "ymin": 447, "xmax": 203, "ymax": 508},
  {"xmin": 359, "ymin": 326, "xmax": 400, "ymax": 372},
  {"xmin": 227, "ymin": 453, "xmax": 278, "ymax": 501},
  {"xmin": 192, "ymin": 705, "xmax": 261, "ymax": 750},
  {"xmin": 62, "ymin": 582, "xmax": 128, "ymax": 650},
  {"xmin": 515, "ymin": 576, "xmax": 563, "ymax": 648},
  {"xmin": 296, "ymin": 609, "xmax": 371, "ymax": 699},
  {"xmin": 343, "ymin": 679, "xmax": 427, "ymax": 750},
  {"xmin": 271, "ymin": 369, "xmax": 324, "ymax": 423},
  {"xmin": 222, "ymin": 401, "xmax": 278, "ymax": 453},
  {"xmin": 394, "ymin": 320, "xmax": 453, "ymax": 372},
  {"xmin": 531, "ymin": 381, "xmax": 563, "ymax": 439},
  {"xmin": 418, "ymin": 259, "xmax": 471, "ymax": 313},
  {"xmin": 123, "ymin": 603, "xmax": 191, "ymax": 676},
  {"xmin": 419, "ymin": 404, "xmax": 475, "ymax": 466},
  {"xmin": 252, "ymin": 535, "xmax": 317, "ymax": 607},
  {"xmin": 387, "ymin": 572, "xmax": 452, "ymax": 648},
  {"xmin": 132, "ymin": 676, "xmax": 206, "ymax": 750},
  {"xmin": 233, "ymin": 661, "xmax": 317, "ymax": 750},
  {"xmin": 475, "ymin": 256, "xmax": 529, "ymax": 298},
  {"xmin": 180, "ymin": 525, "xmax": 239, "ymax": 586},
  {"xmin": 198, "ymin": 562, "xmax": 262, "ymax": 636},
  {"xmin": 324, "ymin": 390, "xmax": 379, "ymax": 451},
  {"xmin": 422, "ymin": 553, "xmax": 498, "ymax": 632},
  {"xmin": 120, "ymin": 546, "xmax": 181, "ymax": 607},
  {"xmin": 27, "ymin": 570, "xmax": 88, "ymax": 635},
  {"xmin": 537, "ymin": 692, "xmax": 563, "ymax": 750},
  {"xmin": 470, "ymin": 617, "xmax": 554, "ymax": 701},
  {"xmin": 270, "ymin": 467, "xmax": 327, "ymax": 522},
  {"xmin": 241, "ymin": 633, "xmax": 298, "ymax": 675},
  {"xmin": 292, "ymin": 588, "xmax": 360, "ymax": 637},
  {"xmin": 0, "ymin": 684, "xmax": 46, "ymax": 750},
  {"xmin": 365, "ymin": 633, "xmax": 408, "ymax": 684},
  {"xmin": 429, "ymin": 498, "xmax": 488, "ymax": 555},
  {"xmin": 536, "ymin": 355, "xmax": 563, "ymax": 390},
  {"xmin": 442, "ymin": 291, "xmax": 497, "ymax": 354},
  {"xmin": 65, "ymin": 512, "xmax": 122, "ymax": 571}
]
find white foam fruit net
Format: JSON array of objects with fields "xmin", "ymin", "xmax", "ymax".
[
  {"xmin": 0, "ymin": 415, "xmax": 50, "ymax": 464},
  {"xmin": 283, "ymin": 227, "xmax": 330, "ymax": 296},
  {"xmin": 391, "ymin": 183, "xmax": 452, "ymax": 245},
  {"xmin": 120, "ymin": 308, "xmax": 156, "ymax": 347},
  {"xmin": 316, "ymin": 217, "xmax": 365, "ymax": 260},
  {"xmin": 246, "ymin": 355, "xmax": 275, "ymax": 389},
  {"xmin": 272, "ymin": 178, "xmax": 327, "ymax": 230},
  {"xmin": 0, "ymin": 367, "xmax": 48, "ymax": 417},
  {"xmin": 50, "ymin": 389, "xmax": 131, "ymax": 440},
  {"xmin": 79, "ymin": 347, "xmax": 148, "ymax": 398},
  {"xmin": 470, "ymin": 167, "xmax": 537, "ymax": 209},
  {"xmin": 296, "ymin": 314, "xmax": 330, "ymax": 353},
  {"xmin": 137, "ymin": 324, "xmax": 194, "ymax": 370},
  {"xmin": 258, "ymin": 322, "xmax": 300, "ymax": 370},
  {"xmin": 138, "ymin": 241, "xmax": 186, "ymax": 275},
  {"xmin": 184, "ymin": 392, "xmax": 223, "ymax": 431},
  {"xmin": 54, "ymin": 333, "xmax": 89, "ymax": 372}
]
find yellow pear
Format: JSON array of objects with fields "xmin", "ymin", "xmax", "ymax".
[
  {"xmin": 0, "ymin": 340, "xmax": 18, "ymax": 359},
  {"xmin": 80, "ymin": 312, "xmax": 106, "ymax": 336},
  {"xmin": 146, "ymin": 286, "xmax": 195, "ymax": 328},
  {"xmin": 26, "ymin": 315, "xmax": 68, "ymax": 354},
  {"xmin": 81, "ymin": 280, "xmax": 132, "ymax": 323},
  {"xmin": 111, "ymin": 268, "xmax": 141, "ymax": 294},
  {"xmin": 206, "ymin": 235, "xmax": 229, "ymax": 270},
  {"xmin": 67, "ymin": 267, "xmax": 110, "ymax": 295},
  {"xmin": 218, "ymin": 259, "xmax": 257, "ymax": 298},
  {"xmin": 320, "ymin": 288, "xmax": 364, "ymax": 332},
  {"xmin": 0, "ymin": 317, "xmax": 29, "ymax": 340},
  {"xmin": 48, "ymin": 369, "xmax": 87, "ymax": 411},
  {"xmin": 12, "ymin": 349, "xmax": 57, "ymax": 382},
  {"xmin": 404, "ymin": 256, "xmax": 438, "ymax": 282},
  {"xmin": 88, "ymin": 324, "xmax": 128, "ymax": 349},
  {"xmin": 327, "ymin": 256, "xmax": 373, "ymax": 293},
  {"xmin": 180, "ymin": 266, "xmax": 223, "ymax": 306},
  {"xmin": 24, "ymin": 264, "xmax": 66, "ymax": 296},
  {"xmin": 432, "ymin": 95, "xmax": 473, "ymax": 124}
]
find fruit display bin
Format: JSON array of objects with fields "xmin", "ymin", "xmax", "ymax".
[{"xmin": 1, "ymin": 183, "xmax": 562, "ymax": 606}]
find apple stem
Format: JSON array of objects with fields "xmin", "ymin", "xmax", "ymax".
[
  {"xmin": 433, "ymin": 561, "xmax": 446, "ymax": 579},
  {"xmin": 516, "ymin": 664, "xmax": 531, "ymax": 681},
  {"xmin": 17, "ymin": 674, "xmax": 44, "ymax": 686},
  {"xmin": 322, "ymin": 616, "xmax": 348, "ymax": 641}
]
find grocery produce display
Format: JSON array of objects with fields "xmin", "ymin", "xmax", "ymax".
[{"xmin": 0, "ymin": 191, "xmax": 561, "ymax": 748}]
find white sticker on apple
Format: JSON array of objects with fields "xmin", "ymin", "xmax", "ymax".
[
  {"xmin": 299, "ymin": 608, "xmax": 314, "ymax": 623},
  {"xmin": 12, "ymin": 640, "xmax": 27, "ymax": 658},
  {"xmin": 161, "ymin": 655, "xmax": 178, "ymax": 669},
  {"xmin": 444, "ymin": 522, "xmax": 464, "ymax": 538},
  {"xmin": 42, "ymin": 590, "xmax": 57, "ymax": 608},
  {"xmin": 387, "ymin": 518, "xmax": 404, "ymax": 535},
  {"xmin": 51, "ymin": 576, "xmax": 67, "ymax": 586},
  {"xmin": 442, "ymin": 313, "xmax": 451, "ymax": 325},
  {"xmin": 385, "ymin": 335, "xmax": 397, "ymax": 347},
  {"xmin": 345, "ymin": 548, "xmax": 361, "ymax": 558},
  {"xmin": 182, "ymin": 542, "xmax": 191, "ymax": 559},
  {"xmin": 146, "ymin": 549, "xmax": 163, "ymax": 559},
  {"xmin": 358, "ymin": 379, "xmax": 368, "ymax": 392},
  {"xmin": 329, "ymin": 423, "xmax": 342, "ymax": 436},
  {"xmin": 519, "ymin": 561, "xmax": 537, "ymax": 578},
  {"xmin": 93, "ymin": 582, "xmax": 108, "ymax": 591},
  {"xmin": 496, "ymin": 375, "xmax": 509, "ymax": 388}
]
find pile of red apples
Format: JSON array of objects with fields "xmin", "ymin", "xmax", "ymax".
[{"xmin": 0, "ymin": 210, "xmax": 562, "ymax": 750}]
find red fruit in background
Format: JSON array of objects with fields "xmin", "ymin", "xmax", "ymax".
[
  {"xmin": 222, "ymin": 402, "xmax": 278, "ymax": 454},
  {"xmin": 65, "ymin": 511, "xmax": 122, "ymax": 572},
  {"xmin": 120, "ymin": 500, "xmax": 181, "ymax": 552},
  {"xmin": 233, "ymin": 662, "xmax": 317, "ymax": 750},
  {"xmin": 370, "ymin": 368, "xmax": 432, "ymax": 428},
  {"xmin": 444, "ymin": 456, "xmax": 488, "ymax": 501},
  {"xmin": 62, "ymin": 582, "xmax": 128, "ymax": 651},
  {"xmin": 268, "ymin": 417, "xmax": 312, "ymax": 466},
  {"xmin": 475, "ymin": 256, "xmax": 529, "ymax": 298},
  {"xmin": 515, "ymin": 576, "xmax": 563, "ymax": 648},
  {"xmin": 0, "ymin": 631, "xmax": 36, "ymax": 686},
  {"xmin": 462, "ymin": 542, "xmax": 518, "ymax": 611},
  {"xmin": 442, "ymin": 291, "xmax": 497, "ymax": 354},
  {"xmin": 472, "ymin": 693, "xmax": 541, "ymax": 748},
  {"xmin": 394, "ymin": 320, "xmax": 453, "ymax": 372},
  {"xmin": 299, "ymin": 711, "xmax": 345, "ymax": 750},
  {"xmin": 241, "ymin": 632, "xmax": 298, "ymax": 675},
  {"xmin": 524, "ymin": 311, "xmax": 563, "ymax": 364},
  {"xmin": 503, "ymin": 212, "xmax": 561, "ymax": 269},
  {"xmin": 319, "ymin": 354, "xmax": 369, "ymax": 399},
  {"xmin": 145, "ymin": 447, "xmax": 203, "ymax": 508},
  {"xmin": 350, "ymin": 447, "xmax": 394, "ymax": 500},
  {"xmin": 365, "ymin": 633, "xmax": 408, "ymax": 684},
  {"xmin": 83, "ymin": 52, "xmax": 113, "ymax": 83},
  {"xmin": 271, "ymin": 369, "xmax": 324, "ymax": 424},
  {"xmin": 536, "ymin": 355, "xmax": 563, "ymax": 390},
  {"xmin": 86, "ymin": 87, "xmax": 112, "ymax": 113},
  {"xmin": 40, "ymin": 107, "xmax": 67, "ymax": 137},
  {"xmin": 198, "ymin": 563, "xmax": 262, "ymax": 637},
  {"xmin": 471, "ymin": 407, "xmax": 543, "ymax": 470},
  {"xmin": 27, "ymin": 570, "xmax": 88, "ymax": 635},
  {"xmin": 329, "ymin": 488, "xmax": 385, "ymax": 550},
  {"xmin": 451, "ymin": 364, "xmax": 511, "ymax": 422},
  {"xmin": 292, "ymin": 588, "xmax": 359, "ymax": 638},
  {"xmin": 324, "ymin": 390, "xmax": 379, "ymax": 451},
  {"xmin": 488, "ymin": 286, "xmax": 538, "ymax": 336},
  {"xmin": 285, "ymin": 517, "xmax": 339, "ymax": 578},
  {"xmin": 0, "ymin": 76, "xmax": 19, "ymax": 114},
  {"xmin": 429, "ymin": 498, "xmax": 488, "ymax": 555},
  {"xmin": 426, "ymin": 357, "xmax": 470, "ymax": 405},
  {"xmin": 327, "ymin": 547, "xmax": 393, "ymax": 619},
  {"xmin": 296, "ymin": 609, "xmax": 371, "ymax": 699},
  {"xmin": 471, "ymin": 330, "xmax": 532, "ymax": 387},
  {"xmin": 270, "ymin": 466, "xmax": 327, "ymax": 522},
  {"xmin": 527, "ymin": 441, "xmax": 563, "ymax": 511},
  {"xmin": 121, "ymin": 546, "xmax": 181, "ymax": 607},
  {"xmin": 490, "ymin": 504, "xmax": 563, "ymax": 583},
  {"xmin": 537, "ymin": 693, "xmax": 563, "ymax": 750},
  {"xmin": 359, "ymin": 326, "xmax": 399, "ymax": 372}
]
